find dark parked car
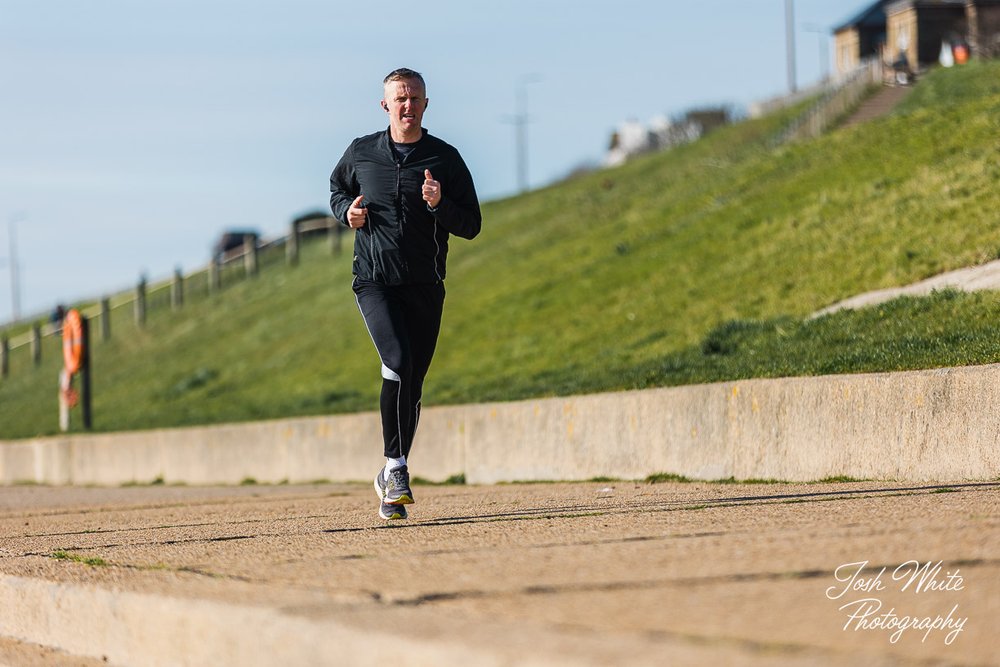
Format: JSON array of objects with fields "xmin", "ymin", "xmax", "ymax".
[{"xmin": 213, "ymin": 229, "xmax": 260, "ymax": 263}]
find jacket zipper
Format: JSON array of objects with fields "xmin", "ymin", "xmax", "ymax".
[
  {"xmin": 367, "ymin": 208, "xmax": 377, "ymax": 281},
  {"xmin": 395, "ymin": 160, "xmax": 403, "ymax": 239}
]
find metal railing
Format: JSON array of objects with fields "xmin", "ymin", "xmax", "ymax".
[{"xmin": 774, "ymin": 58, "xmax": 884, "ymax": 145}]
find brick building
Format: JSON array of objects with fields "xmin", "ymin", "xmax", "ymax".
[
  {"xmin": 834, "ymin": 0, "xmax": 1000, "ymax": 74},
  {"xmin": 834, "ymin": 0, "xmax": 891, "ymax": 73}
]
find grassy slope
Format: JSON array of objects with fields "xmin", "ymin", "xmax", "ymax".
[
  {"xmin": 435, "ymin": 60, "xmax": 1000, "ymax": 398},
  {"xmin": 2, "ymin": 61, "xmax": 998, "ymax": 439}
]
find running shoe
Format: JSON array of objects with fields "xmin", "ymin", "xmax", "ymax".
[
  {"xmin": 374, "ymin": 464, "xmax": 414, "ymax": 505},
  {"xmin": 379, "ymin": 500, "xmax": 408, "ymax": 520}
]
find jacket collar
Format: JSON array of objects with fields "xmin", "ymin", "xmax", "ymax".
[{"xmin": 381, "ymin": 126, "xmax": 428, "ymax": 150}]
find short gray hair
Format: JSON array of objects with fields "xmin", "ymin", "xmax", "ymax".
[{"xmin": 383, "ymin": 68, "xmax": 426, "ymax": 90}]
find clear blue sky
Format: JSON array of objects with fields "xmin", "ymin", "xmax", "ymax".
[{"xmin": 1, "ymin": 0, "xmax": 858, "ymax": 323}]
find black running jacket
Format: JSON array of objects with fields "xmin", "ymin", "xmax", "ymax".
[{"xmin": 330, "ymin": 128, "xmax": 482, "ymax": 285}]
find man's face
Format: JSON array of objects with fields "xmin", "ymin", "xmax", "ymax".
[{"xmin": 383, "ymin": 78, "xmax": 427, "ymax": 136}]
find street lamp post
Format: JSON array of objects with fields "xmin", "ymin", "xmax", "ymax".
[
  {"xmin": 803, "ymin": 23, "xmax": 830, "ymax": 83},
  {"xmin": 5, "ymin": 214, "xmax": 24, "ymax": 322},
  {"xmin": 503, "ymin": 74, "xmax": 542, "ymax": 194},
  {"xmin": 785, "ymin": 0, "xmax": 797, "ymax": 93}
]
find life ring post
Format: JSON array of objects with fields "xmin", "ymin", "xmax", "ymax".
[
  {"xmin": 80, "ymin": 315, "xmax": 92, "ymax": 430},
  {"xmin": 59, "ymin": 309, "xmax": 92, "ymax": 432}
]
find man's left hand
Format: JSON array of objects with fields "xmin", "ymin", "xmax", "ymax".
[{"xmin": 423, "ymin": 169, "xmax": 442, "ymax": 209}]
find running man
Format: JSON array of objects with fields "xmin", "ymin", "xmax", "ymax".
[{"xmin": 330, "ymin": 68, "xmax": 482, "ymax": 520}]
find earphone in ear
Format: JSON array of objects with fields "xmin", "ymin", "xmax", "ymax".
[{"xmin": 382, "ymin": 102, "xmax": 389, "ymax": 112}]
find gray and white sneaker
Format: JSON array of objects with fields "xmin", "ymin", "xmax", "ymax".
[
  {"xmin": 374, "ymin": 465, "xmax": 414, "ymax": 505},
  {"xmin": 379, "ymin": 500, "xmax": 408, "ymax": 520}
]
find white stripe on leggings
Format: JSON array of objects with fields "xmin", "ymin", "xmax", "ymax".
[{"xmin": 354, "ymin": 286, "xmax": 404, "ymax": 455}]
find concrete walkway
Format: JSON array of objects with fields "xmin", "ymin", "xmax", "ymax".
[
  {"xmin": 813, "ymin": 258, "xmax": 1000, "ymax": 318},
  {"xmin": 840, "ymin": 83, "xmax": 912, "ymax": 129},
  {"xmin": 1, "ymin": 481, "xmax": 997, "ymax": 666}
]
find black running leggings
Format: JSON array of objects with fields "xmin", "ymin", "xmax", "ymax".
[{"xmin": 353, "ymin": 279, "xmax": 445, "ymax": 459}]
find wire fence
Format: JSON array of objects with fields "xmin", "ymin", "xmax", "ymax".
[{"xmin": 0, "ymin": 217, "xmax": 345, "ymax": 379}]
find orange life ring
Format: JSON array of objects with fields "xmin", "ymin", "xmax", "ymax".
[{"xmin": 63, "ymin": 309, "xmax": 84, "ymax": 375}]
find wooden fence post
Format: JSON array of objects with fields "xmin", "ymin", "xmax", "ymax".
[
  {"xmin": 209, "ymin": 257, "xmax": 221, "ymax": 294},
  {"xmin": 100, "ymin": 297, "xmax": 111, "ymax": 341},
  {"xmin": 31, "ymin": 324, "xmax": 42, "ymax": 366},
  {"xmin": 135, "ymin": 276, "xmax": 147, "ymax": 328},
  {"xmin": 1, "ymin": 336, "xmax": 8, "ymax": 378},
  {"xmin": 287, "ymin": 220, "xmax": 300, "ymax": 266},
  {"xmin": 171, "ymin": 267, "xmax": 184, "ymax": 310},
  {"xmin": 328, "ymin": 218, "xmax": 343, "ymax": 255},
  {"xmin": 243, "ymin": 234, "xmax": 258, "ymax": 277}
]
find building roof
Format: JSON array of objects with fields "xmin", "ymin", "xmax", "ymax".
[
  {"xmin": 885, "ymin": 0, "xmax": 967, "ymax": 13},
  {"xmin": 834, "ymin": 0, "xmax": 892, "ymax": 33}
]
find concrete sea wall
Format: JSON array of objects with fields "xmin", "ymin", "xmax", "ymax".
[{"xmin": 2, "ymin": 364, "xmax": 999, "ymax": 485}]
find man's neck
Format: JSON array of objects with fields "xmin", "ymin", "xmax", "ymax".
[{"xmin": 390, "ymin": 126, "xmax": 423, "ymax": 144}]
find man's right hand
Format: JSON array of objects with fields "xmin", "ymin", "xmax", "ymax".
[{"xmin": 347, "ymin": 194, "xmax": 367, "ymax": 229}]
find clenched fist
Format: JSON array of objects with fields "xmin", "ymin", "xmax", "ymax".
[{"xmin": 347, "ymin": 194, "xmax": 367, "ymax": 228}]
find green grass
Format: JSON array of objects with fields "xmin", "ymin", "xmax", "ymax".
[
  {"xmin": 645, "ymin": 473, "xmax": 694, "ymax": 484},
  {"xmin": 412, "ymin": 474, "xmax": 467, "ymax": 485},
  {"xmin": 2, "ymin": 62, "xmax": 1000, "ymax": 439},
  {"xmin": 645, "ymin": 473, "xmax": 797, "ymax": 484},
  {"xmin": 814, "ymin": 476, "xmax": 867, "ymax": 484},
  {"xmin": 618, "ymin": 288, "xmax": 1000, "ymax": 391},
  {"xmin": 50, "ymin": 550, "xmax": 109, "ymax": 567},
  {"xmin": 121, "ymin": 476, "xmax": 165, "ymax": 487}
]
